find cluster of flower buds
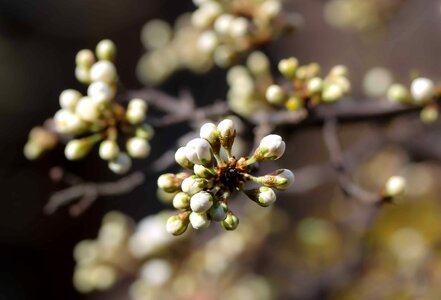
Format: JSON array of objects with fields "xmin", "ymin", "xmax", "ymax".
[
  {"xmin": 387, "ymin": 77, "xmax": 441, "ymax": 123},
  {"xmin": 23, "ymin": 126, "xmax": 58, "ymax": 160},
  {"xmin": 25, "ymin": 40, "xmax": 154, "ymax": 174},
  {"xmin": 73, "ymin": 211, "xmax": 135, "ymax": 293},
  {"xmin": 157, "ymin": 118, "xmax": 294, "ymax": 235},
  {"xmin": 137, "ymin": 16, "xmax": 214, "ymax": 85},
  {"xmin": 266, "ymin": 58, "xmax": 351, "ymax": 110},
  {"xmin": 324, "ymin": 0, "xmax": 404, "ymax": 34},
  {"xmin": 192, "ymin": 0, "xmax": 301, "ymax": 68}
]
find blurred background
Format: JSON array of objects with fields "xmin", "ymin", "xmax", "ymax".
[{"xmin": 1, "ymin": 0, "xmax": 441, "ymax": 299}]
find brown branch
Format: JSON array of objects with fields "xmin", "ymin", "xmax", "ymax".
[
  {"xmin": 322, "ymin": 118, "xmax": 383, "ymax": 205},
  {"xmin": 44, "ymin": 172, "xmax": 145, "ymax": 216}
]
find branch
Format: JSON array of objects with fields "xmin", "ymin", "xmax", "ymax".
[{"xmin": 44, "ymin": 171, "xmax": 145, "ymax": 216}]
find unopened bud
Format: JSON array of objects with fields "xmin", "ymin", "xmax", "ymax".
[
  {"xmin": 185, "ymin": 138, "xmax": 213, "ymax": 166},
  {"xmin": 254, "ymin": 134, "xmax": 286, "ymax": 161},
  {"xmin": 99, "ymin": 140, "xmax": 119, "ymax": 161},
  {"xmin": 255, "ymin": 169, "xmax": 295, "ymax": 190},
  {"xmin": 181, "ymin": 175, "xmax": 209, "ymax": 195},
  {"xmin": 200, "ymin": 122, "xmax": 220, "ymax": 154},
  {"xmin": 208, "ymin": 201, "xmax": 228, "ymax": 222},
  {"xmin": 189, "ymin": 212, "xmax": 211, "ymax": 230},
  {"xmin": 157, "ymin": 173, "xmax": 185, "ymax": 193},
  {"xmin": 278, "ymin": 57, "xmax": 298, "ymax": 79},
  {"xmin": 266, "ymin": 84, "xmax": 287, "ymax": 105},
  {"xmin": 384, "ymin": 176, "xmax": 406, "ymax": 198},
  {"xmin": 387, "ymin": 84, "xmax": 410, "ymax": 103},
  {"xmin": 96, "ymin": 39, "xmax": 116, "ymax": 62},
  {"xmin": 166, "ymin": 212, "xmax": 189, "ymax": 236},
  {"xmin": 190, "ymin": 191, "xmax": 213, "ymax": 213},
  {"xmin": 108, "ymin": 152, "xmax": 132, "ymax": 174},
  {"xmin": 411, "ymin": 77, "xmax": 434, "ymax": 104},
  {"xmin": 126, "ymin": 137, "xmax": 151, "ymax": 159},
  {"xmin": 217, "ymin": 119, "xmax": 236, "ymax": 155},
  {"xmin": 175, "ymin": 147, "xmax": 194, "ymax": 169},
  {"xmin": 65, "ymin": 138, "xmax": 95, "ymax": 161},
  {"xmin": 173, "ymin": 192, "xmax": 191, "ymax": 210},
  {"xmin": 221, "ymin": 212, "xmax": 239, "ymax": 230},
  {"xmin": 245, "ymin": 186, "xmax": 277, "ymax": 207}
]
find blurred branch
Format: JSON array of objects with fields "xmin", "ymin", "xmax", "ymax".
[{"xmin": 44, "ymin": 171, "xmax": 145, "ymax": 216}]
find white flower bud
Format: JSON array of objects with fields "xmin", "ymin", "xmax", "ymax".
[
  {"xmin": 190, "ymin": 191, "xmax": 213, "ymax": 213},
  {"xmin": 385, "ymin": 176, "xmax": 406, "ymax": 198},
  {"xmin": 76, "ymin": 49, "xmax": 95, "ymax": 68},
  {"xmin": 200, "ymin": 122, "xmax": 220, "ymax": 153},
  {"xmin": 278, "ymin": 57, "xmax": 298, "ymax": 79},
  {"xmin": 173, "ymin": 192, "xmax": 191, "ymax": 210},
  {"xmin": 185, "ymin": 138, "xmax": 213, "ymax": 166},
  {"xmin": 198, "ymin": 31, "xmax": 219, "ymax": 53},
  {"xmin": 209, "ymin": 201, "xmax": 228, "ymax": 222},
  {"xmin": 181, "ymin": 175, "xmax": 208, "ymax": 195},
  {"xmin": 75, "ymin": 97, "xmax": 100, "ymax": 122},
  {"xmin": 245, "ymin": 186, "xmax": 276, "ymax": 207},
  {"xmin": 166, "ymin": 213, "xmax": 189, "ymax": 236},
  {"xmin": 175, "ymin": 147, "xmax": 194, "ymax": 169},
  {"xmin": 59, "ymin": 89, "xmax": 82, "ymax": 111},
  {"xmin": 157, "ymin": 173, "xmax": 184, "ymax": 193},
  {"xmin": 136, "ymin": 124, "xmax": 154, "ymax": 141},
  {"xmin": 126, "ymin": 137, "xmax": 151, "ymax": 159},
  {"xmin": 90, "ymin": 61, "xmax": 117, "ymax": 84},
  {"xmin": 214, "ymin": 14, "xmax": 234, "ymax": 35},
  {"xmin": 194, "ymin": 164, "xmax": 215, "ymax": 178},
  {"xmin": 257, "ymin": 169, "xmax": 295, "ymax": 190},
  {"xmin": 189, "ymin": 212, "xmax": 211, "ymax": 230},
  {"xmin": 259, "ymin": 0, "xmax": 282, "ymax": 20},
  {"xmin": 108, "ymin": 152, "xmax": 132, "ymax": 174},
  {"xmin": 221, "ymin": 212, "xmax": 239, "ymax": 230},
  {"xmin": 87, "ymin": 81, "xmax": 115, "ymax": 105},
  {"xmin": 411, "ymin": 77, "xmax": 434, "ymax": 104},
  {"xmin": 217, "ymin": 119, "xmax": 236, "ymax": 154},
  {"xmin": 266, "ymin": 84, "xmax": 287, "ymax": 105},
  {"xmin": 75, "ymin": 66, "xmax": 91, "ymax": 84},
  {"xmin": 322, "ymin": 83, "xmax": 344, "ymax": 103},
  {"xmin": 255, "ymin": 134, "xmax": 286, "ymax": 160},
  {"xmin": 65, "ymin": 139, "xmax": 93, "ymax": 160},
  {"xmin": 54, "ymin": 110, "xmax": 87, "ymax": 134},
  {"xmin": 96, "ymin": 39, "xmax": 116, "ymax": 61},
  {"xmin": 128, "ymin": 98, "xmax": 147, "ymax": 112},
  {"xmin": 307, "ymin": 77, "xmax": 324, "ymax": 94},
  {"xmin": 420, "ymin": 105, "xmax": 439, "ymax": 123},
  {"xmin": 140, "ymin": 259, "xmax": 172, "ymax": 286},
  {"xmin": 329, "ymin": 65, "xmax": 348, "ymax": 77},
  {"xmin": 99, "ymin": 140, "xmax": 119, "ymax": 161},
  {"xmin": 229, "ymin": 17, "xmax": 249, "ymax": 37},
  {"xmin": 126, "ymin": 107, "xmax": 146, "ymax": 125},
  {"xmin": 387, "ymin": 84, "xmax": 410, "ymax": 103}
]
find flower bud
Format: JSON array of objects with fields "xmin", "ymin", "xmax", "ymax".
[
  {"xmin": 96, "ymin": 39, "xmax": 116, "ymax": 62},
  {"xmin": 384, "ymin": 176, "xmax": 406, "ymax": 198},
  {"xmin": 208, "ymin": 201, "xmax": 228, "ymax": 222},
  {"xmin": 128, "ymin": 98, "xmax": 148, "ymax": 112},
  {"xmin": 387, "ymin": 84, "xmax": 410, "ymax": 103},
  {"xmin": 200, "ymin": 122, "xmax": 221, "ymax": 154},
  {"xmin": 65, "ymin": 139, "xmax": 94, "ymax": 161},
  {"xmin": 76, "ymin": 49, "xmax": 95, "ymax": 68},
  {"xmin": 108, "ymin": 152, "xmax": 132, "ymax": 174},
  {"xmin": 166, "ymin": 212, "xmax": 189, "ymax": 236},
  {"xmin": 99, "ymin": 140, "xmax": 120, "ymax": 161},
  {"xmin": 214, "ymin": 14, "xmax": 234, "ymax": 35},
  {"xmin": 278, "ymin": 57, "xmax": 298, "ymax": 79},
  {"xmin": 329, "ymin": 65, "xmax": 348, "ymax": 77},
  {"xmin": 195, "ymin": 163, "xmax": 216, "ymax": 178},
  {"xmin": 181, "ymin": 175, "xmax": 209, "ymax": 195},
  {"xmin": 90, "ymin": 61, "xmax": 117, "ymax": 84},
  {"xmin": 87, "ymin": 81, "xmax": 115, "ymax": 105},
  {"xmin": 185, "ymin": 138, "xmax": 213, "ymax": 166},
  {"xmin": 75, "ymin": 97, "xmax": 100, "ymax": 122},
  {"xmin": 75, "ymin": 66, "xmax": 91, "ymax": 84},
  {"xmin": 126, "ymin": 137, "xmax": 151, "ymax": 159},
  {"xmin": 322, "ymin": 83, "xmax": 344, "ymax": 103},
  {"xmin": 217, "ymin": 119, "xmax": 236, "ymax": 154},
  {"xmin": 189, "ymin": 212, "xmax": 211, "ymax": 230},
  {"xmin": 420, "ymin": 105, "xmax": 439, "ymax": 123},
  {"xmin": 24, "ymin": 141, "xmax": 43, "ymax": 160},
  {"xmin": 135, "ymin": 124, "xmax": 154, "ymax": 141},
  {"xmin": 126, "ymin": 107, "xmax": 146, "ymax": 125},
  {"xmin": 307, "ymin": 77, "xmax": 323, "ymax": 94},
  {"xmin": 221, "ymin": 212, "xmax": 239, "ymax": 231},
  {"xmin": 158, "ymin": 173, "xmax": 184, "ymax": 193},
  {"xmin": 265, "ymin": 84, "xmax": 287, "ymax": 105},
  {"xmin": 411, "ymin": 77, "xmax": 434, "ymax": 104},
  {"xmin": 245, "ymin": 186, "xmax": 276, "ymax": 207},
  {"xmin": 254, "ymin": 134, "xmax": 286, "ymax": 161},
  {"xmin": 229, "ymin": 17, "xmax": 249, "ymax": 37},
  {"xmin": 59, "ymin": 89, "xmax": 82, "ymax": 111},
  {"xmin": 173, "ymin": 192, "xmax": 191, "ymax": 210},
  {"xmin": 256, "ymin": 169, "xmax": 295, "ymax": 190},
  {"xmin": 198, "ymin": 30, "xmax": 219, "ymax": 53},
  {"xmin": 175, "ymin": 147, "xmax": 194, "ymax": 169},
  {"xmin": 190, "ymin": 191, "xmax": 213, "ymax": 213},
  {"xmin": 285, "ymin": 96, "xmax": 303, "ymax": 111}
]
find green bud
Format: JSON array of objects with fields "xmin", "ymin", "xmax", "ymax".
[
  {"xmin": 278, "ymin": 57, "xmax": 298, "ymax": 79},
  {"xmin": 221, "ymin": 212, "xmax": 239, "ymax": 231}
]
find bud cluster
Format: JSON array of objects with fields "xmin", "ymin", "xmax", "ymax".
[
  {"xmin": 157, "ymin": 118, "xmax": 295, "ymax": 235},
  {"xmin": 227, "ymin": 54, "xmax": 350, "ymax": 116},
  {"xmin": 191, "ymin": 0, "xmax": 301, "ymax": 68},
  {"xmin": 387, "ymin": 77, "xmax": 441, "ymax": 124},
  {"xmin": 25, "ymin": 40, "xmax": 154, "ymax": 173},
  {"xmin": 73, "ymin": 211, "xmax": 135, "ymax": 293},
  {"xmin": 137, "ymin": 1, "xmax": 302, "ymax": 85}
]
